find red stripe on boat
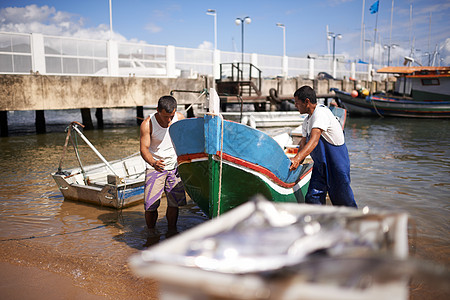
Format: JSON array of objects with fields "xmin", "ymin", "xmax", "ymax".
[
  {"xmin": 177, "ymin": 153, "xmax": 208, "ymax": 164},
  {"xmin": 217, "ymin": 152, "xmax": 311, "ymax": 188},
  {"xmin": 177, "ymin": 152, "xmax": 311, "ymax": 188}
]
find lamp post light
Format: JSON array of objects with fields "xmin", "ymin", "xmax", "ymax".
[
  {"xmin": 276, "ymin": 23, "xmax": 286, "ymax": 57},
  {"xmin": 235, "ymin": 16, "xmax": 251, "ymax": 65},
  {"xmin": 206, "ymin": 9, "xmax": 217, "ymax": 50},
  {"xmin": 327, "ymin": 32, "xmax": 342, "ymax": 78},
  {"xmin": 327, "ymin": 32, "xmax": 342, "ymax": 62},
  {"xmin": 383, "ymin": 44, "xmax": 398, "ymax": 66}
]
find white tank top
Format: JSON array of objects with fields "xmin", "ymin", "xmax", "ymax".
[{"xmin": 147, "ymin": 112, "xmax": 178, "ymax": 170}]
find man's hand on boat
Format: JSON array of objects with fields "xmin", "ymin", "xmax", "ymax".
[
  {"xmin": 289, "ymin": 156, "xmax": 304, "ymax": 171},
  {"xmin": 152, "ymin": 159, "xmax": 165, "ymax": 172}
]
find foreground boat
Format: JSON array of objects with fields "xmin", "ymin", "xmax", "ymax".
[
  {"xmin": 130, "ymin": 198, "xmax": 410, "ymax": 299},
  {"xmin": 333, "ymin": 66, "xmax": 450, "ymax": 118},
  {"xmin": 169, "ymin": 89, "xmax": 313, "ymax": 218},
  {"xmin": 51, "ymin": 122, "xmax": 146, "ymax": 208}
]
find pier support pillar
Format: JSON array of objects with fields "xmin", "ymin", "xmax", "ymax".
[
  {"xmin": 81, "ymin": 108, "xmax": 94, "ymax": 130},
  {"xmin": 0, "ymin": 111, "xmax": 8, "ymax": 137},
  {"xmin": 35, "ymin": 110, "xmax": 46, "ymax": 134},
  {"xmin": 95, "ymin": 108, "xmax": 104, "ymax": 129},
  {"xmin": 136, "ymin": 106, "xmax": 144, "ymax": 125}
]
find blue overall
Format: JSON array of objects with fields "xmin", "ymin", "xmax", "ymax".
[{"xmin": 306, "ymin": 135, "xmax": 357, "ymax": 207}]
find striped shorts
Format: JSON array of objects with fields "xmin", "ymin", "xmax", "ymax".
[{"xmin": 144, "ymin": 168, "xmax": 187, "ymax": 211}]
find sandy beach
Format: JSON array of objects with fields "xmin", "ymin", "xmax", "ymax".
[{"xmin": 0, "ymin": 232, "xmax": 160, "ymax": 299}]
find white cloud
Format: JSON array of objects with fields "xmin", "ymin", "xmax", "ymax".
[
  {"xmin": 198, "ymin": 41, "xmax": 213, "ymax": 50},
  {"xmin": 145, "ymin": 23, "xmax": 162, "ymax": 34},
  {"xmin": 0, "ymin": 4, "xmax": 129, "ymax": 41}
]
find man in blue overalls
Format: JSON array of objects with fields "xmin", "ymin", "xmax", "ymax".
[{"xmin": 289, "ymin": 86, "xmax": 357, "ymax": 207}]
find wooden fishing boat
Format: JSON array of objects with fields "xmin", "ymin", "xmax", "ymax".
[
  {"xmin": 51, "ymin": 122, "xmax": 146, "ymax": 208},
  {"xmin": 333, "ymin": 66, "xmax": 450, "ymax": 118},
  {"xmin": 169, "ymin": 89, "xmax": 313, "ymax": 218}
]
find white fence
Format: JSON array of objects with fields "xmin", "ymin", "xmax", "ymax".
[{"xmin": 0, "ymin": 32, "xmax": 381, "ymax": 81}]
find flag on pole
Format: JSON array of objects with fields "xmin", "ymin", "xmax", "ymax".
[{"xmin": 370, "ymin": 0, "xmax": 379, "ymax": 14}]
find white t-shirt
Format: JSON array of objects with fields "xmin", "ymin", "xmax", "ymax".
[{"xmin": 302, "ymin": 105, "xmax": 345, "ymax": 146}]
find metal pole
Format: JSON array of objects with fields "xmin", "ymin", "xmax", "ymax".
[
  {"xmin": 72, "ymin": 125, "xmax": 119, "ymax": 176},
  {"xmin": 214, "ymin": 12, "xmax": 217, "ymax": 50},
  {"xmin": 207, "ymin": 10, "xmax": 217, "ymax": 50},
  {"xmin": 109, "ymin": 0, "xmax": 113, "ymax": 40},
  {"xmin": 241, "ymin": 21, "xmax": 244, "ymax": 64},
  {"xmin": 333, "ymin": 36, "xmax": 336, "ymax": 62},
  {"xmin": 387, "ymin": 46, "xmax": 391, "ymax": 66}
]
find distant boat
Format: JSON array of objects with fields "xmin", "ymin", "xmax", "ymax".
[
  {"xmin": 51, "ymin": 122, "xmax": 146, "ymax": 208},
  {"xmin": 333, "ymin": 66, "xmax": 450, "ymax": 118},
  {"xmin": 169, "ymin": 89, "xmax": 313, "ymax": 219}
]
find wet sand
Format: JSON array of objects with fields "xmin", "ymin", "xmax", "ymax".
[
  {"xmin": 0, "ymin": 262, "xmax": 108, "ymax": 300},
  {"xmin": 0, "ymin": 199, "xmax": 201, "ymax": 300},
  {"xmin": 0, "ymin": 231, "xmax": 160, "ymax": 300}
]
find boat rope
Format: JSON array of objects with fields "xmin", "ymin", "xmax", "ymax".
[
  {"xmin": 370, "ymin": 97, "xmax": 384, "ymax": 118},
  {"xmin": 217, "ymin": 114, "xmax": 225, "ymax": 217}
]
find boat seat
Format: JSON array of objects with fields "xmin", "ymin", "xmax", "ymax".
[
  {"xmin": 123, "ymin": 159, "xmax": 146, "ymax": 177},
  {"xmin": 86, "ymin": 172, "xmax": 109, "ymax": 186}
]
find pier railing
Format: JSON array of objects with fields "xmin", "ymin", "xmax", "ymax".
[{"xmin": 0, "ymin": 31, "xmax": 382, "ymax": 81}]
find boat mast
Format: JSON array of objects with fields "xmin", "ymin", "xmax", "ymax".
[
  {"xmin": 371, "ymin": 5, "xmax": 379, "ymax": 65},
  {"xmin": 360, "ymin": 0, "xmax": 366, "ymax": 61},
  {"xmin": 389, "ymin": 0, "xmax": 394, "ymax": 65},
  {"xmin": 428, "ymin": 12, "xmax": 432, "ymax": 66}
]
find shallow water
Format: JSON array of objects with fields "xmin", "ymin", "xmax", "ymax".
[{"xmin": 0, "ymin": 110, "xmax": 449, "ymax": 298}]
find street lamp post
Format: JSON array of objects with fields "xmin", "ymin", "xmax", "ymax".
[
  {"xmin": 327, "ymin": 32, "xmax": 342, "ymax": 62},
  {"xmin": 383, "ymin": 44, "xmax": 398, "ymax": 66},
  {"xmin": 235, "ymin": 16, "xmax": 251, "ymax": 65},
  {"xmin": 206, "ymin": 9, "xmax": 217, "ymax": 50},
  {"xmin": 276, "ymin": 23, "xmax": 286, "ymax": 57},
  {"xmin": 327, "ymin": 32, "xmax": 342, "ymax": 78},
  {"xmin": 109, "ymin": 0, "xmax": 113, "ymax": 40}
]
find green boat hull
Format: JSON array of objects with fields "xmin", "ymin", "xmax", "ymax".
[{"xmin": 179, "ymin": 155, "xmax": 311, "ymax": 218}]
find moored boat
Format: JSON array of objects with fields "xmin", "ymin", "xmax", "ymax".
[
  {"xmin": 333, "ymin": 66, "xmax": 450, "ymax": 118},
  {"xmin": 333, "ymin": 89, "xmax": 450, "ymax": 118},
  {"xmin": 169, "ymin": 89, "xmax": 313, "ymax": 218},
  {"xmin": 51, "ymin": 122, "xmax": 146, "ymax": 208}
]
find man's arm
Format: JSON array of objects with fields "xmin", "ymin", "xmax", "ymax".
[
  {"xmin": 140, "ymin": 117, "xmax": 165, "ymax": 172},
  {"xmin": 289, "ymin": 128, "xmax": 322, "ymax": 170}
]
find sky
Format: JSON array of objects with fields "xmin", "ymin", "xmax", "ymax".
[{"xmin": 1, "ymin": 0, "xmax": 449, "ymax": 66}]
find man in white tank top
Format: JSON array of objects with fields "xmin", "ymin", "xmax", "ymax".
[{"xmin": 140, "ymin": 96, "xmax": 186, "ymax": 238}]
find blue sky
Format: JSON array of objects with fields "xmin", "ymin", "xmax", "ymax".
[{"xmin": 1, "ymin": 0, "xmax": 449, "ymax": 65}]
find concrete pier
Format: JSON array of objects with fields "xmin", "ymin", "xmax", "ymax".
[{"xmin": 0, "ymin": 74, "xmax": 392, "ymax": 135}]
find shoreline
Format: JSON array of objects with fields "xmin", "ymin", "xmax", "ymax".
[{"xmin": 0, "ymin": 239, "xmax": 159, "ymax": 299}]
